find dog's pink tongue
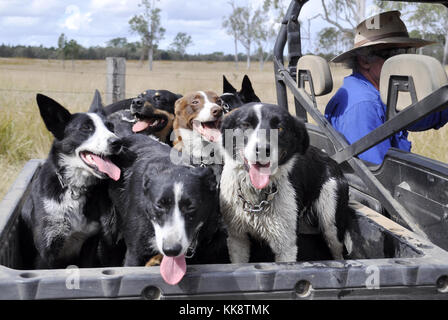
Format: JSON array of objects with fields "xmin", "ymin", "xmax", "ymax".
[
  {"xmin": 194, "ymin": 121, "xmax": 221, "ymax": 142},
  {"xmin": 132, "ymin": 120, "xmax": 150, "ymax": 133},
  {"xmin": 203, "ymin": 127, "xmax": 221, "ymax": 142},
  {"xmin": 160, "ymin": 254, "xmax": 187, "ymax": 285},
  {"xmin": 249, "ymin": 164, "xmax": 271, "ymax": 189},
  {"xmin": 90, "ymin": 154, "xmax": 121, "ymax": 181}
]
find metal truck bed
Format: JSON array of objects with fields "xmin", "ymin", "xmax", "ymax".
[{"xmin": 0, "ymin": 160, "xmax": 447, "ymax": 299}]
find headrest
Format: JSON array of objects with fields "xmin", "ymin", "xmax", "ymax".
[
  {"xmin": 297, "ymin": 55, "xmax": 333, "ymax": 96},
  {"xmin": 380, "ymin": 54, "xmax": 448, "ymax": 111}
]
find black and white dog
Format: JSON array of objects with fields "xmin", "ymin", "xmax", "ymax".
[
  {"xmin": 221, "ymin": 75, "xmax": 261, "ymax": 111},
  {"xmin": 219, "ymin": 103, "xmax": 351, "ymax": 263},
  {"xmin": 21, "ymin": 91, "xmax": 123, "ymax": 268},
  {"xmin": 109, "ymin": 134, "xmax": 228, "ymax": 285}
]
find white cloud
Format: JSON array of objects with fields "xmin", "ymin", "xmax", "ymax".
[
  {"xmin": 61, "ymin": 5, "xmax": 92, "ymax": 31},
  {"xmin": 2, "ymin": 16, "xmax": 40, "ymax": 27},
  {"xmin": 0, "ymin": 0, "xmax": 341, "ymax": 54},
  {"xmin": 30, "ymin": 0, "xmax": 59, "ymax": 14},
  {"xmin": 89, "ymin": 0, "xmax": 139, "ymax": 14}
]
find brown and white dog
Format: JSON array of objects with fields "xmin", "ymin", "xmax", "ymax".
[{"xmin": 173, "ymin": 91, "xmax": 225, "ymax": 181}]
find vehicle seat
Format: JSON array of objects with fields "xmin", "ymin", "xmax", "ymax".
[
  {"xmin": 296, "ymin": 55, "xmax": 333, "ymax": 105},
  {"xmin": 380, "ymin": 54, "xmax": 448, "ymax": 119}
]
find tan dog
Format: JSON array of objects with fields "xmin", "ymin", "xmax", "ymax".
[{"xmin": 173, "ymin": 91, "xmax": 224, "ymax": 154}]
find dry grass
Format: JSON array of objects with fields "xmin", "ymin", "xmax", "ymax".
[{"xmin": 1, "ymin": 57, "xmax": 448, "ymax": 200}]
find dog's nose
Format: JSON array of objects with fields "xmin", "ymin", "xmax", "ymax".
[
  {"xmin": 130, "ymin": 97, "xmax": 144, "ymax": 111},
  {"xmin": 108, "ymin": 137, "xmax": 122, "ymax": 153},
  {"xmin": 108, "ymin": 136, "xmax": 120, "ymax": 146},
  {"xmin": 211, "ymin": 106, "xmax": 223, "ymax": 118},
  {"xmin": 163, "ymin": 243, "xmax": 182, "ymax": 257}
]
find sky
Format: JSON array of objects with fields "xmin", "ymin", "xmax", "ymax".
[{"xmin": 0, "ymin": 0, "xmax": 338, "ymax": 54}]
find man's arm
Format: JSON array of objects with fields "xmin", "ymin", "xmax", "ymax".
[
  {"xmin": 407, "ymin": 109, "xmax": 448, "ymax": 132},
  {"xmin": 338, "ymin": 101, "xmax": 393, "ymax": 165}
]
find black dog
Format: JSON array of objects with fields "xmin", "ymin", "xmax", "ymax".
[
  {"xmin": 109, "ymin": 134, "xmax": 228, "ymax": 284},
  {"xmin": 105, "ymin": 89, "xmax": 181, "ymax": 143},
  {"xmin": 219, "ymin": 103, "xmax": 352, "ymax": 263},
  {"xmin": 221, "ymin": 75, "xmax": 261, "ymax": 111},
  {"xmin": 21, "ymin": 91, "xmax": 123, "ymax": 269}
]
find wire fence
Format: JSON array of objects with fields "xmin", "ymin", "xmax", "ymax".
[
  {"xmin": 0, "ymin": 66, "xmax": 276, "ymax": 83},
  {"xmin": 0, "ymin": 64, "xmax": 276, "ymax": 99}
]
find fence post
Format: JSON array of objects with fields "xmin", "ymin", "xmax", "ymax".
[{"xmin": 106, "ymin": 57, "xmax": 126, "ymax": 105}]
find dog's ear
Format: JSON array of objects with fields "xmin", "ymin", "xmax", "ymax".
[
  {"xmin": 291, "ymin": 116, "xmax": 310, "ymax": 155},
  {"xmin": 36, "ymin": 94, "xmax": 72, "ymax": 140},
  {"xmin": 176, "ymin": 94, "xmax": 183, "ymax": 100},
  {"xmin": 240, "ymin": 75, "xmax": 261, "ymax": 103},
  {"xmin": 174, "ymin": 97, "xmax": 184, "ymax": 115},
  {"xmin": 88, "ymin": 90, "xmax": 106, "ymax": 116},
  {"xmin": 223, "ymin": 75, "xmax": 237, "ymax": 94},
  {"xmin": 195, "ymin": 167, "xmax": 217, "ymax": 193}
]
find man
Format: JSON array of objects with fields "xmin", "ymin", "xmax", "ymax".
[{"xmin": 325, "ymin": 11, "xmax": 448, "ymax": 164}]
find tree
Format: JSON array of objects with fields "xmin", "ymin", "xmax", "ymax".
[
  {"xmin": 317, "ymin": 27, "xmax": 339, "ymax": 55},
  {"xmin": 376, "ymin": 1, "xmax": 448, "ymax": 64},
  {"xmin": 222, "ymin": 1, "xmax": 243, "ymax": 69},
  {"xmin": 129, "ymin": 0, "xmax": 165, "ymax": 71},
  {"xmin": 64, "ymin": 39, "xmax": 82, "ymax": 70},
  {"xmin": 170, "ymin": 32, "xmax": 193, "ymax": 56},
  {"xmin": 107, "ymin": 37, "xmax": 128, "ymax": 48},
  {"xmin": 253, "ymin": 18, "xmax": 275, "ymax": 70},
  {"xmin": 57, "ymin": 33, "xmax": 67, "ymax": 68},
  {"xmin": 227, "ymin": 4, "xmax": 266, "ymax": 70},
  {"xmin": 409, "ymin": 4, "xmax": 448, "ymax": 64},
  {"xmin": 317, "ymin": 0, "xmax": 367, "ymax": 51},
  {"xmin": 316, "ymin": 26, "xmax": 352, "ymax": 56}
]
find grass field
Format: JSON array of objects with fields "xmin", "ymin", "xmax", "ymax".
[{"xmin": 1, "ymin": 57, "xmax": 448, "ymax": 199}]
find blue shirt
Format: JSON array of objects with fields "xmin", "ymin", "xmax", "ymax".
[{"xmin": 325, "ymin": 72, "xmax": 448, "ymax": 164}]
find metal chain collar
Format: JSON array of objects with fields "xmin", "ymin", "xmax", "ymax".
[
  {"xmin": 56, "ymin": 170, "xmax": 88, "ymax": 200},
  {"xmin": 237, "ymin": 183, "xmax": 278, "ymax": 214},
  {"xmin": 190, "ymin": 150, "xmax": 215, "ymax": 168},
  {"xmin": 222, "ymin": 102, "xmax": 231, "ymax": 114}
]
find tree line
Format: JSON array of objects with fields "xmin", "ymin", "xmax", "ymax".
[
  {"xmin": 0, "ymin": 42, "xmax": 265, "ymax": 63},
  {"xmin": 2, "ymin": 0, "xmax": 448, "ymax": 67}
]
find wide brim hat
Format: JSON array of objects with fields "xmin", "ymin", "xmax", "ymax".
[{"xmin": 332, "ymin": 10, "xmax": 436, "ymax": 63}]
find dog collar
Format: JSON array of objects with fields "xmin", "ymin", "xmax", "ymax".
[
  {"xmin": 56, "ymin": 170, "xmax": 67, "ymax": 189},
  {"xmin": 56, "ymin": 170, "xmax": 88, "ymax": 200},
  {"xmin": 237, "ymin": 183, "xmax": 278, "ymax": 214},
  {"xmin": 222, "ymin": 102, "xmax": 231, "ymax": 114}
]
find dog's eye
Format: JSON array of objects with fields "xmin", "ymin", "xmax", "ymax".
[
  {"xmin": 155, "ymin": 198, "xmax": 171, "ymax": 210},
  {"xmin": 154, "ymin": 202, "xmax": 165, "ymax": 210},
  {"xmin": 240, "ymin": 121, "xmax": 252, "ymax": 130},
  {"xmin": 191, "ymin": 100, "xmax": 199, "ymax": 105},
  {"xmin": 81, "ymin": 123, "xmax": 94, "ymax": 132},
  {"xmin": 105, "ymin": 121, "xmax": 114, "ymax": 132},
  {"xmin": 215, "ymin": 98, "xmax": 222, "ymax": 106}
]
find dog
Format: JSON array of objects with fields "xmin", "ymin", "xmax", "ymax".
[
  {"xmin": 221, "ymin": 75, "xmax": 261, "ymax": 111},
  {"xmin": 20, "ymin": 91, "xmax": 123, "ymax": 269},
  {"xmin": 219, "ymin": 103, "xmax": 351, "ymax": 263},
  {"xmin": 105, "ymin": 89, "xmax": 181, "ymax": 143},
  {"xmin": 109, "ymin": 134, "xmax": 228, "ymax": 285},
  {"xmin": 172, "ymin": 91, "xmax": 225, "ymax": 182}
]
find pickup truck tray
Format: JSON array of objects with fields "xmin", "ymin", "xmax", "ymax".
[{"xmin": 0, "ymin": 160, "xmax": 448, "ymax": 299}]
